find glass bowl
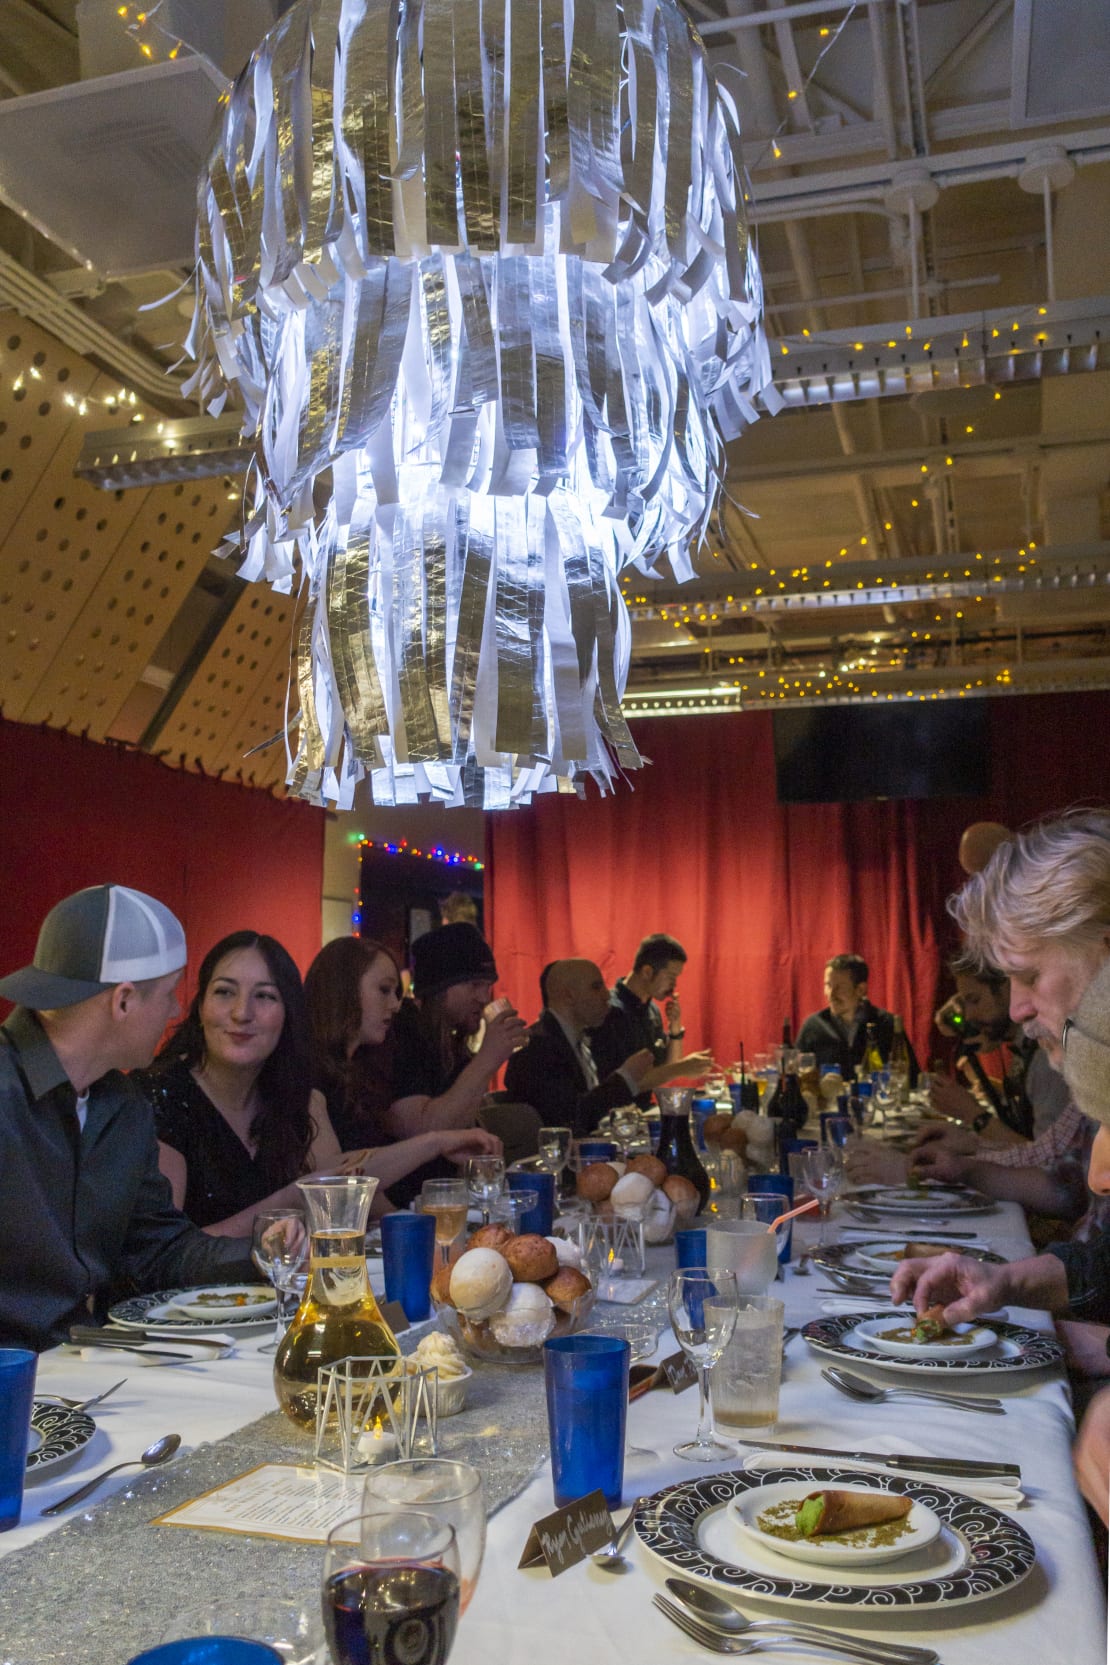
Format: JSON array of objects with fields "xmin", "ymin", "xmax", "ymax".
[{"xmin": 432, "ymin": 1282, "xmax": 596, "ymax": 1366}]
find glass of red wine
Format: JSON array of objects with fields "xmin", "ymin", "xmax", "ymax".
[{"xmin": 322, "ymin": 1510, "xmax": 461, "ymax": 1665}]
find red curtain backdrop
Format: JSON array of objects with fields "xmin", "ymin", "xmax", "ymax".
[
  {"xmin": 486, "ymin": 692, "xmax": 1110, "ymax": 1069},
  {"xmin": 1, "ymin": 719, "xmax": 326, "ymax": 1006}
]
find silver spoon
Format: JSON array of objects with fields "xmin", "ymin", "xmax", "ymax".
[
  {"xmin": 662, "ymin": 1580, "xmax": 938, "ymax": 1665},
  {"xmin": 822, "ymin": 1365, "xmax": 1004, "ymax": 1414},
  {"xmin": 591, "ymin": 1496, "xmax": 649, "ymax": 1569},
  {"xmin": 43, "ymin": 1432, "xmax": 181, "ymax": 1514}
]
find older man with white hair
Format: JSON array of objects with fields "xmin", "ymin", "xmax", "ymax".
[{"xmin": 891, "ymin": 808, "xmax": 1110, "ymax": 1522}]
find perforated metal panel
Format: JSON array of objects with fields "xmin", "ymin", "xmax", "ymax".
[{"xmin": 151, "ymin": 584, "xmax": 300, "ymax": 788}]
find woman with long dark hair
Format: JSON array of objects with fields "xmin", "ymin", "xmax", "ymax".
[{"xmin": 140, "ymin": 931, "xmax": 500, "ymax": 1234}]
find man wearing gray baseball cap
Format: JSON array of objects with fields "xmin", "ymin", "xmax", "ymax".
[{"xmin": 0, "ymin": 884, "xmax": 256, "ymax": 1351}]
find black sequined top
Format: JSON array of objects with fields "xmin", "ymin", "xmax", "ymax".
[{"xmin": 134, "ymin": 1058, "xmax": 278, "ymax": 1228}]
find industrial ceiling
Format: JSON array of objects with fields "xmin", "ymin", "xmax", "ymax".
[{"xmin": 0, "ymin": 0, "xmax": 1108, "ymax": 791}]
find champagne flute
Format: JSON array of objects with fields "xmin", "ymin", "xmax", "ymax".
[
  {"xmin": 801, "ymin": 1146, "xmax": 846, "ymax": 1246},
  {"xmin": 420, "ymin": 1179, "xmax": 469, "ymax": 1268},
  {"xmin": 323, "ymin": 1510, "xmax": 460, "ymax": 1665},
  {"xmin": 362, "ymin": 1459, "xmax": 485, "ymax": 1613},
  {"xmin": 667, "ymin": 1268, "xmax": 738, "ymax": 1462},
  {"xmin": 250, "ymin": 1208, "xmax": 308, "ymax": 1354},
  {"xmin": 465, "ymin": 1155, "xmax": 505, "ymax": 1226}
]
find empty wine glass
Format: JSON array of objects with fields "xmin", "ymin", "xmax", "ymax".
[
  {"xmin": 537, "ymin": 1126, "xmax": 571, "ymax": 1179},
  {"xmin": 465, "ymin": 1155, "xmax": 505, "ymax": 1226},
  {"xmin": 250, "ymin": 1208, "xmax": 308, "ymax": 1354},
  {"xmin": 801, "ymin": 1146, "xmax": 846, "ymax": 1245},
  {"xmin": 323, "ymin": 1511, "xmax": 460, "ymax": 1665},
  {"xmin": 362, "ymin": 1459, "xmax": 485, "ymax": 1614},
  {"xmin": 420, "ymin": 1178, "xmax": 469, "ymax": 1268},
  {"xmin": 666, "ymin": 1268, "xmax": 738, "ymax": 1462}
]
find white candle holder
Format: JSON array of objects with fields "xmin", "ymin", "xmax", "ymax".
[{"xmin": 314, "ymin": 1356, "xmax": 439, "ymax": 1476}]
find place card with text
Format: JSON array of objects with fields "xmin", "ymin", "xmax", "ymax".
[{"xmin": 518, "ymin": 1490, "xmax": 614, "ymax": 1576}]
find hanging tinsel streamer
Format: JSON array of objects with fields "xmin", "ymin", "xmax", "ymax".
[{"xmin": 188, "ymin": 0, "xmax": 771, "ymax": 808}]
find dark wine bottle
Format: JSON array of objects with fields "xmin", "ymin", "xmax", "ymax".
[{"xmin": 655, "ymin": 1102, "xmax": 710, "ymax": 1210}]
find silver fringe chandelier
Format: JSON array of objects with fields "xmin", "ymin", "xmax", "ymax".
[{"xmin": 190, "ymin": 0, "xmax": 770, "ymax": 809}]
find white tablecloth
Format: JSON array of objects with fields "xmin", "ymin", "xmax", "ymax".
[{"xmin": 6, "ymin": 1209, "xmax": 1108, "ymax": 1664}]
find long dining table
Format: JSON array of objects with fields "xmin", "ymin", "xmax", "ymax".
[{"xmin": 1, "ymin": 1195, "xmax": 1106, "ymax": 1665}]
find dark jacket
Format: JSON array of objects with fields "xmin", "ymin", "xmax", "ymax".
[
  {"xmin": 797, "ymin": 1000, "xmax": 897, "ymax": 1079},
  {"xmin": 504, "ymin": 1010, "xmax": 636, "ymax": 1138},
  {"xmin": 0, "ymin": 1008, "xmax": 255, "ymax": 1351}
]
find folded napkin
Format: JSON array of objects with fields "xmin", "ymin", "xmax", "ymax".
[
  {"xmin": 71, "ymin": 1334, "xmax": 234, "ymax": 1365},
  {"xmin": 741, "ymin": 1449, "xmax": 1025, "ymax": 1508}
]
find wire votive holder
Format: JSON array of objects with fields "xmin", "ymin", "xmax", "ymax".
[{"xmin": 314, "ymin": 1356, "xmax": 439, "ymax": 1476}]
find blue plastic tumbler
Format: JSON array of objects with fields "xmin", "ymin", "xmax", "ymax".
[
  {"xmin": 578, "ymin": 1140, "xmax": 618, "ymax": 1162},
  {"xmin": 544, "ymin": 1335, "xmax": 629, "ymax": 1509},
  {"xmin": 674, "ymin": 1226, "xmax": 708, "ymax": 1271},
  {"xmin": 126, "ymin": 1644, "xmax": 283, "ymax": 1664},
  {"xmin": 380, "ymin": 1211, "xmax": 436, "ymax": 1322},
  {"xmin": 0, "ymin": 1348, "xmax": 36, "ymax": 1531},
  {"xmin": 508, "ymin": 1169, "xmax": 555, "ymax": 1235}
]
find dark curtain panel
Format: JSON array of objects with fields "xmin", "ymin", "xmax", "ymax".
[
  {"xmin": 486, "ymin": 693, "xmax": 1110, "ymax": 1069},
  {"xmin": 1, "ymin": 718, "xmax": 326, "ymax": 1006}
]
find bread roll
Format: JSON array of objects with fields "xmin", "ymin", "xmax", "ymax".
[
  {"xmin": 502, "ymin": 1233, "xmax": 559, "ymax": 1282},
  {"xmin": 577, "ymin": 1161, "xmax": 618, "ymax": 1202},
  {"xmin": 488, "ymin": 1283, "xmax": 556, "ymax": 1346},
  {"xmin": 610, "ymin": 1171, "xmax": 655, "ymax": 1213},
  {"xmin": 543, "ymin": 1265, "xmax": 592, "ymax": 1312},
  {"xmin": 719, "ymin": 1125, "xmax": 748, "ymax": 1156},
  {"xmin": 702, "ymin": 1113, "xmax": 733, "ymax": 1147},
  {"xmin": 662, "ymin": 1174, "xmax": 700, "ymax": 1206},
  {"xmin": 626, "ymin": 1154, "xmax": 667, "ymax": 1188},
  {"xmin": 466, "ymin": 1222, "xmax": 515, "ymax": 1252},
  {"xmin": 430, "ymin": 1261, "xmax": 455, "ymax": 1307},
  {"xmin": 449, "ymin": 1247, "xmax": 513, "ymax": 1319}
]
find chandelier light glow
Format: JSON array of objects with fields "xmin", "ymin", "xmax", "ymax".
[{"xmin": 190, "ymin": 0, "xmax": 770, "ymax": 808}]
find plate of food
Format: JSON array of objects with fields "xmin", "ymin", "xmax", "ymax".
[
  {"xmin": 108, "ymin": 1286, "xmax": 277, "ymax": 1331},
  {"xmin": 634, "ymin": 1465, "xmax": 1035, "ymax": 1610},
  {"xmin": 730, "ymin": 1480, "xmax": 941, "ymax": 1568},
  {"xmin": 25, "ymin": 1402, "xmax": 96, "ymax": 1480},
  {"xmin": 802, "ymin": 1310, "xmax": 1063, "ymax": 1376},
  {"xmin": 814, "ymin": 1239, "xmax": 1006, "ymax": 1277},
  {"xmin": 853, "ymin": 1310, "xmax": 997, "ymax": 1360},
  {"xmin": 850, "ymin": 1184, "xmax": 997, "ymax": 1216}
]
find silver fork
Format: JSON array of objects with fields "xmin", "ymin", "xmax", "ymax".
[{"xmin": 653, "ymin": 1595, "xmax": 933, "ymax": 1665}]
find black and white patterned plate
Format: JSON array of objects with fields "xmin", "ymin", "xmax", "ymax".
[
  {"xmin": 108, "ymin": 1288, "xmax": 274, "ymax": 1332},
  {"xmin": 812, "ymin": 1239, "xmax": 1006, "ymax": 1277},
  {"xmin": 25, "ymin": 1401, "xmax": 95, "ymax": 1479},
  {"xmin": 635, "ymin": 1465, "xmax": 1036, "ymax": 1610},
  {"xmin": 803, "ymin": 1310, "xmax": 1063, "ymax": 1376},
  {"xmin": 849, "ymin": 1186, "xmax": 997, "ymax": 1216}
]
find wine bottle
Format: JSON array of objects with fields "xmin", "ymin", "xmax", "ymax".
[
  {"xmin": 858, "ymin": 1022, "xmax": 884, "ymax": 1079},
  {"xmin": 655, "ymin": 1098, "xmax": 710, "ymax": 1210},
  {"xmin": 889, "ymin": 1014, "xmax": 912, "ymax": 1101}
]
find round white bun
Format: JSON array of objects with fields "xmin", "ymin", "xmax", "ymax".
[
  {"xmin": 488, "ymin": 1282, "xmax": 556, "ymax": 1346},
  {"xmin": 611, "ymin": 1171, "xmax": 655, "ymax": 1216},
  {"xmin": 449, "ymin": 1247, "xmax": 513, "ymax": 1320},
  {"xmin": 643, "ymin": 1190, "xmax": 677, "ymax": 1243},
  {"xmin": 547, "ymin": 1235, "xmax": 584, "ymax": 1269}
]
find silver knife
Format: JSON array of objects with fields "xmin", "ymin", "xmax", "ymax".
[{"xmin": 733, "ymin": 1436, "xmax": 1020, "ymax": 1479}]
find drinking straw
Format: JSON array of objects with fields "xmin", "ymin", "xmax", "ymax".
[{"xmin": 764, "ymin": 1197, "xmax": 820, "ymax": 1233}]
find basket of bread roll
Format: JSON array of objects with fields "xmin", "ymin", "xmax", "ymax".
[
  {"xmin": 431, "ymin": 1223, "xmax": 596, "ymax": 1365},
  {"xmin": 576, "ymin": 1154, "xmax": 701, "ymax": 1244}
]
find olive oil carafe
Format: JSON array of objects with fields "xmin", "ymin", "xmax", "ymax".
[{"xmin": 274, "ymin": 1176, "xmax": 399, "ymax": 1426}]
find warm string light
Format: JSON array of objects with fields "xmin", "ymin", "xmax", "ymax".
[
  {"xmin": 3, "ymin": 350, "xmax": 145, "ymax": 422},
  {"xmin": 113, "ymin": 2, "xmax": 182, "ymax": 63}
]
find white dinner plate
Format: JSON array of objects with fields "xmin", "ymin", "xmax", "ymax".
[
  {"xmin": 803, "ymin": 1310, "xmax": 1063, "ymax": 1376},
  {"xmin": 730, "ymin": 1480, "xmax": 941, "ymax": 1568},
  {"xmin": 635, "ymin": 1465, "xmax": 1035, "ymax": 1611},
  {"xmin": 853, "ymin": 1315, "xmax": 998, "ymax": 1361},
  {"xmin": 171, "ymin": 1285, "xmax": 277, "ymax": 1320},
  {"xmin": 108, "ymin": 1287, "xmax": 276, "ymax": 1332}
]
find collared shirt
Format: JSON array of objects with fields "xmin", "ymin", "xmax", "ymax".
[{"xmin": 0, "ymin": 1007, "xmax": 254, "ymax": 1352}]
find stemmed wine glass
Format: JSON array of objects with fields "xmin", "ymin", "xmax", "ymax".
[
  {"xmin": 420, "ymin": 1179, "xmax": 469, "ymax": 1268},
  {"xmin": 801, "ymin": 1146, "xmax": 846, "ymax": 1246},
  {"xmin": 362, "ymin": 1459, "xmax": 485, "ymax": 1613},
  {"xmin": 465, "ymin": 1155, "xmax": 505, "ymax": 1226},
  {"xmin": 323, "ymin": 1510, "xmax": 460, "ymax": 1665},
  {"xmin": 667, "ymin": 1268, "xmax": 738, "ymax": 1462},
  {"xmin": 250, "ymin": 1208, "xmax": 309, "ymax": 1354},
  {"xmin": 537, "ymin": 1126, "xmax": 571, "ymax": 1181}
]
